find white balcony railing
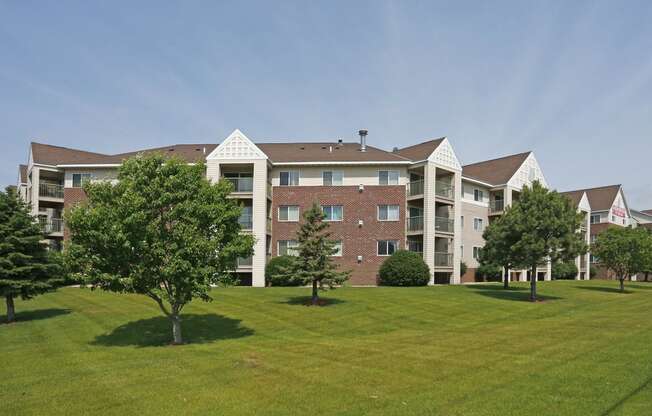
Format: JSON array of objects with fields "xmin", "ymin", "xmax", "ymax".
[
  {"xmin": 435, "ymin": 216, "xmax": 454, "ymax": 233},
  {"xmin": 237, "ymin": 256, "xmax": 253, "ymax": 267},
  {"xmin": 406, "ymin": 216, "xmax": 424, "ymax": 232},
  {"xmin": 435, "ymin": 252, "xmax": 453, "ymax": 267},
  {"xmin": 435, "ymin": 181, "xmax": 454, "ymax": 199},
  {"xmin": 225, "ymin": 177, "xmax": 253, "ymax": 193},
  {"xmin": 489, "ymin": 200, "xmax": 505, "ymax": 213},
  {"xmin": 238, "ymin": 214, "xmax": 253, "ymax": 230},
  {"xmin": 39, "ymin": 183, "xmax": 64, "ymax": 199},
  {"xmin": 407, "ymin": 180, "xmax": 424, "ymax": 197},
  {"xmin": 39, "ymin": 218, "xmax": 63, "ymax": 234}
]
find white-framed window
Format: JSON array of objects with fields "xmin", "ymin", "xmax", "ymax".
[
  {"xmin": 279, "ymin": 171, "xmax": 300, "ymax": 186},
  {"xmin": 322, "ymin": 171, "xmax": 343, "ymax": 186},
  {"xmin": 590, "ymin": 214, "xmax": 601, "ymax": 224},
  {"xmin": 611, "ymin": 215, "xmax": 616, "ymax": 222},
  {"xmin": 377, "ymin": 240, "xmax": 399, "ymax": 256},
  {"xmin": 473, "ymin": 189, "xmax": 484, "ymax": 202},
  {"xmin": 278, "ymin": 240, "xmax": 299, "ymax": 256},
  {"xmin": 322, "ymin": 205, "xmax": 343, "ymax": 221},
  {"xmin": 378, "ymin": 204, "xmax": 400, "ymax": 221},
  {"xmin": 72, "ymin": 173, "xmax": 92, "ymax": 188},
  {"xmin": 473, "ymin": 246, "xmax": 482, "ymax": 260},
  {"xmin": 331, "ymin": 240, "xmax": 343, "ymax": 257},
  {"xmin": 473, "ymin": 218, "xmax": 484, "ymax": 231},
  {"xmin": 278, "ymin": 205, "xmax": 299, "ymax": 222},
  {"xmin": 379, "ymin": 170, "xmax": 400, "ymax": 185}
]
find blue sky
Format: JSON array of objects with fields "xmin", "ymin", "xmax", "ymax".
[{"xmin": 2, "ymin": 1, "xmax": 651, "ymax": 207}]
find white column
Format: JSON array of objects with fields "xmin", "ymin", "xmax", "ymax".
[
  {"xmin": 545, "ymin": 260, "xmax": 552, "ymax": 281},
  {"xmin": 251, "ymin": 160, "xmax": 268, "ymax": 287},
  {"xmin": 30, "ymin": 166, "xmax": 40, "ymax": 216},
  {"xmin": 451, "ymin": 170, "xmax": 462, "ymax": 284},
  {"xmin": 423, "ymin": 162, "xmax": 437, "ymax": 284}
]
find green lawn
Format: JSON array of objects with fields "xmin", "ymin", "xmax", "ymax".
[{"xmin": 2, "ymin": 281, "xmax": 652, "ymax": 415}]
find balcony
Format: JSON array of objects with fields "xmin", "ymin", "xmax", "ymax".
[
  {"xmin": 435, "ymin": 252, "xmax": 453, "ymax": 267},
  {"xmin": 39, "ymin": 183, "xmax": 64, "ymax": 199},
  {"xmin": 580, "ymin": 256, "xmax": 587, "ymax": 270},
  {"xmin": 225, "ymin": 177, "xmax": 253, "ymax": 193},
  {"xmin": 407, "ymin": 240, "xmax": 423, "ymax": 253},
  {"xmin": 435, "ymin": 216, "xmax": 454, "ymax": 233},
  {"xmin": 489, "ymin": 200, "xmax": 504, "ymax": 214},
  {"xmin": 238, "ymin": 214, "xmax": 253, "ymax": 230},
  {"xmin": 406, "ymin": 216, "xmax": 424, "ymax": 232},
  {"xmin": 435, "ymin": 181, "xmax": 454, "ymax": 199},
  {"xmin": 39, "ymin": 218, "xmax": 63, "ymax": 234},
  {"xmin": 237, "ymin": 256, "xmax": 253, "ymax": 268},
  {"xmin": 407, "ymin": 180, "xmax": 424, "ymax": 197}
]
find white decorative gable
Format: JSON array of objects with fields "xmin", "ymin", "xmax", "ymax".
[
  {"xmin": 578, "ymin": 192, "xmax": 591, "ymax": 212},
  {"xmin": 508, "ymin": 152, "xmax": 548, "ymax": 189},
  {"xmin": 428, "ymin": 138, "xmax": 462, "ymax": 171},
  {"xmin": 207, "ymin": 129, "xmax": 267, "ymax": 160}
]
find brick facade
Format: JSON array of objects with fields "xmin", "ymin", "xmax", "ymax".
[
  {"xmin": 272, "ymin": 185, "xmax": 406, "ymax": 285},
  {"xmin": 63, "ymin": 188, "xmax": 87, "ymax": 240}
]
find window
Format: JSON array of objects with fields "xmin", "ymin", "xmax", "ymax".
[
  {"xmin": 72, "ymin": 173, "xmax": 92, "ymax": 188},
  {"xmin": 611, "ymin": 215, "xmax": 616, "ymax": 222},
  {"xmin": 378, "ymin": 204, "xmax": 400, "ymax": 221},
  {"xmin": 377, "ymin": 240, "xmax": 399, "ymax": 256},
  {"xmin": 331, "ymin": 241, "xmax": 343, "ymax": 257},
  {"xmin": 279, "ymin": 171, "xmax": 299, "ymax": 186},
  {"xmin": 278, "ymin": 205, "xmax": 299, "ymax": 221},
  {"xmin": 473, "ymin": 218, "xmax": 484, "ymax": 231},
  {"xmin": 473, "ymin": 246, "xmax": 482, "ymax": 260},
  {"xmin": 590, "ymin": 214, "xmax": 601, "ymax": 224},
  {"xmin": 278, "ymin": 240, "xmax": 299, "ymax": 256},
  {"xmin": 379, "ymin": 170, "xmax": 399, "ymax": 185},
  {"xmin": 322, "ymin": 205, "xmax": 343, "ymax": 221},
  {"xmin": 473, "ymin": 189, "xmax": 484, "ymax": 202},
  {"xmin": 322, "ymin": 171, "xmax": 343, "ymax": 186}
]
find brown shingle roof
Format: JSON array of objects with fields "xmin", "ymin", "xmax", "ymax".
[
  {"xmin": 642, "ymin": 209, "xmax": 652, "ymax": 215},
  {"xmin": 19, "ymin": 164, "xmax": 28, "ymax": 183},
  {"xmin": 462, "ymin": 152, "xmax": 531, "ymax": 186},
  {"xmin": 255, "ymin": 142, "xmax": 410, "ymax": 163},
  {"xmin": 394, "ymin": 138, "xmax": 445, "ymax": 161},
  {"xmin": 560, "ymin": 190, "xmax": 585, "ymax": 207},
  {"xmin": 563, "ymin": 185, "xmax": 621, "ymax": 212}
]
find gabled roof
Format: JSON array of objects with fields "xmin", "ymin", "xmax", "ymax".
[
  {"xmin": 462, "ymin": 151, "xmax": 531, "ymax": 186},
  {"xmin": 19, "ymin": 164, "xmax": 28, "ymax": 183},
  {"xmin": 394, "ymin": 138, "xmax": 445, "ymax": 161},
  {"xmin": 563, "ymin": 185, "xmax": 622, "ymax": 212},
  {"xmin": 642, "ymin": 209, "xmax": 652, "ymax": 215},
  {"xmin": 254, "ymin": 142, "xmax": 410, "ymax": 163},
  {"xmin": 560, "ymin": 190, "xmax": 585, "ymax": 207}
]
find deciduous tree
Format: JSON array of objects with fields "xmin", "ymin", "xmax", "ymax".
[
  {"xmin": 591, "ymin": 227, "xmax": 651, "ymax": 292},
  {"xmin": 480, "ymin": 206, "xmax": 523, "ymax": 289},
  {"xmin": 65, "ymin": 155, "xmax": 254, "ymax": 343}
]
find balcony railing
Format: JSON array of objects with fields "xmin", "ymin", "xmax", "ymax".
[
  {"xmin": 237, "ymin": 256, "xmax": 253, "ymax": 267},
  {"xmin": 435, "ymin": 181, "xmax": 454, "ymax": 199},
  {"xmin": 225, "ymin": 177, "xmax": 253, "ymax": 193},
  {"xmin": 406, "ymin": 216, "xmax": 424, "ymax": 232},
  {"xmin": 39, "ymin": 183, "xmax": 64, "ymax": 199},
  {"xmin": 238, "ymin": 214, "xmax": 253, "ymax": 230},
  {"xmin": 267, "ymin": 181, "xmax": 272, "ymax": 197},
  {"xmin": 407, "ymin": 240, "xmax": 423, "ymax": 253},
  {"xmin": 580, "ymin": 256, "xmax": 587, "ymax": 269},
  {"xmin": 39, "ymin": 218, "xmax": 63, "ymax": 234},
  {"xmin": 435, "ymin": 216, "xmax": 454, "ymax": 233},
  {"xmin": 435, "ymin": 252, "xmax": 453, "ymax": 267},
  {"xmin": 407, "ymin": 180, "xmax": 424, "ymax": 197},
  {"xmin": 489, "ymin": 200, "xmax": 505, "ymax": 213}
]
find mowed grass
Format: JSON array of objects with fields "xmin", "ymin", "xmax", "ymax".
[{"xmin": 2, "ymin": 281, "xmax": 652, "ymax": 415}]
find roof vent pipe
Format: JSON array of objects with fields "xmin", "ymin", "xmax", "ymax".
[{"xmin": 358, "ymin": 129, "xmax": 368, "ymax": 152}]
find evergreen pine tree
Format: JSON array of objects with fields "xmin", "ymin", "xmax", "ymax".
[{"xmin": 0, "ymin": 187, "xmax": 62, "ymax": 323}]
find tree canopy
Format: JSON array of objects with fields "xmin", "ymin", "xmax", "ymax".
[
  {"xmin": 480, "ymin": 205, "xmax": 523, "ymax": 289},
  {"xmin": 0, "ymin": 187, "xmax": 62, "ymax": 323},
  {"xmin": 65, "ymin": 154, "xmax": 254, "ymax": 343}
]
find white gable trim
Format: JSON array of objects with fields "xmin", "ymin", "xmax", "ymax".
[
  {"xmin": 207, "ymin": 129, "xmax": 268, "ymax": 160},
  {"xmin": 427, "ymin": 138, "xmax": 462, "ymax": 171},
  {"xmin": 507, "ymin": 152, "xmax": 548, "ymax": 190},
  {"xmin": 578, "ymin": 192, "xmax": 591, "ymax": 212}
]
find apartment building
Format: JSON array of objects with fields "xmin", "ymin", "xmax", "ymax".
[
  {"xmin": 458, "ymin": 151, "xmax": 551, "ymax": 283},
  {"xmin": 561, "ymin": 185, "xmax": 633, "ymax": 279},
  {"xmin": 18, "ymin": 129, "xmax": 465, "ymax": 287},
  {"xmin": 559, "ymin": 190, "xmax": 592, "ymax": 280}
]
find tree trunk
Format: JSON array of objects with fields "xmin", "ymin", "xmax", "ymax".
[
  {"xmin": 619, "ymin": 277, "xmax": 625, "ymax": 293},
  {"xmin": 171, "ymin": 313, "xmax": 183, "ymax": 344},
  {"xmin": 530, "ymin": 265, "xmax": 537, "ymax": 302},
  {"xmin": 6, "ymin": 295, "xmax": 15, "ymax": 323},
  {"xmin": 645, "ymin": 272, "xmax": 649, "ymax": 282},
  {"xmin": 311, "ymin": 280, "xmax": 319, "ymax": 305},
  {"xmin": 503, "ymin": 266, "xmax": 509, "ymax": 289}
]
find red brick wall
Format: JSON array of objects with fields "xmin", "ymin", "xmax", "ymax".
[
  {"xmin": 63, "ymin": 188, "xmax": 87, "ymax": 240},
  {"xmin": 272, "ymin": 186, "xmax": 406, "ymax": 285}
]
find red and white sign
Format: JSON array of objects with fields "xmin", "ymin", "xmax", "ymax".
[{"xmin": 612, "ymin": 207, "xmax": 626, "ymax": 218}]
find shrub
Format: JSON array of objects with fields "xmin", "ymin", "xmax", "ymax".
[
  {"xmin": 379, "ymin": 250, "xmax": 430, "ymax": 286},
  {"xmin": 552, "ymin": 261, "xmax": 578, "ymax": 280},
  {"xmin": 265, "ymin": 256, "xmax": 303, "ymax": 286},
  {"xmin": 460, "ymin": 261, "xmax": 468, "ymax": 277},
  {"xmin": 590, "ymin": 265, "xmax": 597, "ymax": 279},
  {"xmin": 476, "ymin": 263, "xmax": 502, "ymax": 282}
]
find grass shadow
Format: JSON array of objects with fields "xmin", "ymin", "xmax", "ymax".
[
  {"xmin": 575, "ymin": 285, "xmax": 632, "ymax": 294},
  {"xmin": 279, "ymin": 296, "xmax": 346, "ymax": 307},
  {"xmin": 1, "ymin": 308, "xmax": 72, "ymax": 325},
  {"xmin": 91, "ymin": 313, "xmax": 254, "ymax": 347},
  {"xmin": 465, "ymin": 285, "xmax": 562, "ymax": 302}
]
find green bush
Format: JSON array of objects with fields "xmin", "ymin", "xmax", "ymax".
[
  {"xmin": 590, "ymin": 265, "xmax": 597, "ymax": 279},
  {"xmin": 379, "ymin": 250, "xmax": 430, "ymax": 286},
  {"xmin": 265, "ymin": 256, "xmax": 303, "ymax": 286},
  {"xmin": 552, "ymin": 261, "xmax": 578, "ymax": 280},
  {"xmin": 476, "ymin": 264, "xmax": 502, "ymax": 282},
  {"xmin": 460, "ymin": 261, "xmax": 468, "ymax": 277}
]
